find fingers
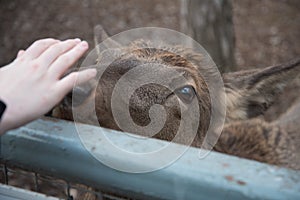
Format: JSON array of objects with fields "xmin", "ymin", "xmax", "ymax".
[
  {"xmin": 17, "ymin": 50, "xmax": 25, "ymax": 58},
  {"xmin": 22, "ymin": 38, "xmax": 59, "ymax": 60},
  {"xmin": 49, "ymin": 41, "xmax": 89, "ymax": 79},
  {"xmin": 57, "ymin": 69, "xmax": 97, "ymax": 96},
  {"xmin": 36, "ymin": 39, "xmax": 81, "ymax": 69}
]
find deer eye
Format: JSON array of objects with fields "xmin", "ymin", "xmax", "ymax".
[{"xmin": 174, "ymin": 85, "xmax": 196, "ymax": 104}]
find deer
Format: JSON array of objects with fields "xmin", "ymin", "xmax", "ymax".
[{"xmin": 53, "ymin": 25, "xmax": 300, "ymax": 171}]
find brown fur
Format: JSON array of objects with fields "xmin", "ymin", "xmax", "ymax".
[
  {"xmin": 53, "ymin": 26, "xmax": 300, "ymax": 170},
  {"xmin": 215, "ymin": 118, "xmax": 298, "ymax": 169}
]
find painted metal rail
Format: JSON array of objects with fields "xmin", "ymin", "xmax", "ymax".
[{"xmin": 0, "ymin": 117, "xmax": 299, "ymax": 200}]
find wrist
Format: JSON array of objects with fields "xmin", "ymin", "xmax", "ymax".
[
  {"xmin": 0, "ymin": 100, "xmax": 6, "ymax": 121},
  {"xmin": 0, "ymin": 98, "xmax": 21, "ymax": 134},
  {"xmin": 0, "ymin": 106, "xmax": 20, "ymax": 135},
  {"xmin": 0, "ymin": 99, "xmax": 8, "ymax": 134}
]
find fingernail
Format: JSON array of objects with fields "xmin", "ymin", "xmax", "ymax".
[
  {"xmin": 80, "ymin": 41, "xmax": 88, "ymax": 48},
  {"xmin": 74, "ymin": 38, "xmax": 81, "ymax": 42}
]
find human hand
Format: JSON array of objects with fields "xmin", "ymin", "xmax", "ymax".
[{"xmin": 0, "ymin": 38, "xmax": 96, "ymax": 134}]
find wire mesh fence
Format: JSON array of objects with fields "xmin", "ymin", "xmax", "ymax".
[{"xmin": 0, "ymin": 164, "xmax": 129, "ymax": 200}]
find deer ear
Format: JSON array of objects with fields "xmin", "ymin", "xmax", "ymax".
[
  {"xmin": 93, "ymin": 24, "xmax": 122, "ymax": 66},
  {"xmin": 94, "ymin": 25, "xmax": 121, "ymax": 51},
  {"xmin": 224, "ymin": 58, "xmax": 300, "ymax": 121}
]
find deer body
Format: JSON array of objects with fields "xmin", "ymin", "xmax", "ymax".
[{"xmin": 53, "ymin": 27, "xmax": 300, "ymax": 170}]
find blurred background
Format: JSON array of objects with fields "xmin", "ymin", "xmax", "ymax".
[{"xmin": 0, "ymin": 0, "xmax": 299, "ymax": 118}]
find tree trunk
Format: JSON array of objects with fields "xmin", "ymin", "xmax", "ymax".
[{"xmin": 180, "ymin": 0, "xmax": 235, "ymax": 72}]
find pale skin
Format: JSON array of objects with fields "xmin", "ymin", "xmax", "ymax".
[{"xmin": 0, "ymin": 38, "xmax": 97, "ymax": 134}]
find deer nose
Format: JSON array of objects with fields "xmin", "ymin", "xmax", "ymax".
[{"xmin": 66, "ymin": 84, "xmax": 93, "ymax": 107}]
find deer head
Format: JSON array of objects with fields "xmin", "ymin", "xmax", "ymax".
[{"xmin": 53, "ymin": 26, "xmax": 300, "ymax": 149}]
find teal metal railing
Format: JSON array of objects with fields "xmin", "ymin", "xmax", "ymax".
[{"xmin": 0, "ymin": 117, "xmax": 299, "ymax": 200}]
